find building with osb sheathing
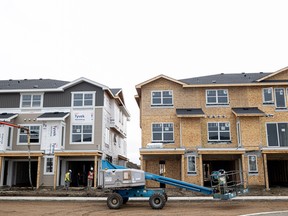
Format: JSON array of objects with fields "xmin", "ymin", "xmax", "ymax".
[{"xmin": 135, "ymin": 66, "xmax": 288, "ymax": 190}]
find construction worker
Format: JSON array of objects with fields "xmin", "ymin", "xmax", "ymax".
[
  {"xmin": 65, "ymin": 169, "xmax": 72, "ymax": 190},
  {"xmin": 87, "ymin": 167, "xmax": 94, "ymax": 189}
]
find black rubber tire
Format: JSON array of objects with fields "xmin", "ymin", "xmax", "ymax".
[
  {"xmin": 163, "ymin": 192, "xmax": 168, "ymax": 201},
  {"xmin": 122, "ymin": 197, "xmax": 129, "ymax": 204},
  {"xmin": 107, "ymin": 193, "xmax": 123, "ymax": 209},
  {"xmin": 149, "ymin": 193, "xmax": 166, "ymax": 209}
]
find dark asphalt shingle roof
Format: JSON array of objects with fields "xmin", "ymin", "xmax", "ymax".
[
  {"xmin": 37, "ymin": 112, "xmax": 69, "ymax": 119},
  {"xmin": 179, "ymin": 73, "xmax": 271, "ymax": 85},
  {"xmin": 0, "ymin": 113, "xmax": 18, "ymax": 120},
  {"xmin": 232, "ymin": 107, "xmax": 265, "ymax": 115},
  {"xmin": 0, "ymin": 79, "xmax": 69, "ymax": 90},
  {"xmin": 176, "ymin": 108, "xmax": 205, "ymax": 116}
]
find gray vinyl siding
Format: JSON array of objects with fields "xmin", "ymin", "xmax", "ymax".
[
  {"xmin": 0, "ymin": 93, "xmax": 20, "ymax": 108},
  {"xmin": 43, "ymin": 82, "xmax": 105, "ymax": 107}
]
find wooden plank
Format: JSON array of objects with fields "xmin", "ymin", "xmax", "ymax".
[
  {"xmin": 263, "ymin": 154, "xmax": 269, "ymax": 191},
  {"xmin": 94, "ymin": 156, "xmax": 97, "ymax": 188},
  {"xmin": 199, "ymin": 154, "xmax": 203, "ymax": 186},
  {"xmin": 36, "ymin": 156, "xmax": 41, "ymax": 189},
  {"xmin": 181, "ymin": 155, "xmax": 184, "ymax": 181},
  {"xmin": 54, "ymin": 151, "xmax": 102, "ymax": 157},
  {"xmin": 53, "ymin": 156, "xmax": 58, "ymax": 190}
]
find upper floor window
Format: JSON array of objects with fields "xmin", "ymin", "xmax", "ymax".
[
  {"xmin": 44, "ymin": 156, "xmax": 54, "ymax": 175},
  {"xmin": 275, "ymin": 88, "xmax": 286, "ymax": 109},
  {"xmin": 151, "ymin": 90, "xmax": 173, "ymax": 107},
  {"xmin": 72, "ymin": 92, "xmax": 94, "ymax": 107},
  {"xmin": 18, "ymin": 125, "xmax": 41, "ymax": 145},
  {"xmin": 206, "ymin": 89, "xmax": 228, "ymax": 106},
  {"xmin": 21, "ymin": 94, "xmax": 43, "ymax": 108},
  {"xmin": 152, "ymin": 123, "xmax": 174, "ymax": 143},
  {"xmin": 71, "ymin": 124, "xmax": 93, "ymax": 143},
  {"xmin": 266, "ymin": 123, "xmax": 288, "ymax": 147},
  {"xmin": 248, "ymin": 155, "xmax": 258, "ymax": 174},
  {"xmin": 208, "ymin": 122, "xmax": 231, "ymax": 143},
  {"xmin": 262, "ymin": 88, "xmax": 274, "ymax": 104},
  {"xmin": 187, "ymin": 155, "xmax": 197, "ymax": 175}
]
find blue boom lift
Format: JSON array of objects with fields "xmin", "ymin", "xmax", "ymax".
[{"xmin": 100, "ymin": 160, "xmax": 248, "ymax": 209}]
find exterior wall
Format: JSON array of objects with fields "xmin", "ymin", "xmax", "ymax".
[{"xmin": 138, "ymin": 71, "xmax": 288, "ymax": 190}]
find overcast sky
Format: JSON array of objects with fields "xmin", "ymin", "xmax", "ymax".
[{"xmin": 0, "ymin": 1, "xmax": 288, "ymax": 164}]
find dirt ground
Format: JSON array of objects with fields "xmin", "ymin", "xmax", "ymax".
[
  {"xmin": 1, "ymin": 186, "xmax": 288, "ymax": 197},
  {"xmin": 0, "ymin": 200, "xmax": 288, "ymax": 216}
]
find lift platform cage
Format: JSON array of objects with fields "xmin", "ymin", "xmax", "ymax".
[{"xmin": 210, "ymin": 169, "xmax": 249, "ymax": 200}]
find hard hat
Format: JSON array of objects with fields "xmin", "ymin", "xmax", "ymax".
[
  {"xmin": 90, "ymin": 167, "xmax": 93, "ymax": 171},
  {"xmin": 69, "ymin": 169, "xmax": 72, "ymax": 172}
]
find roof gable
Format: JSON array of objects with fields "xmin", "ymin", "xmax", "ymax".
[{"xmin": 257, "ymin": 66, "xmax": 288, "ymax": 82}]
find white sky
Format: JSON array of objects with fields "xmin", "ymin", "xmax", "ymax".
[{"xmin": 0, "ymin": 0, "xmax": 288, "ymax": 164}]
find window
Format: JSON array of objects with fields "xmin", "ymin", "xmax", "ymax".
[
  {"xmin": 105, "ymin": 128, "xmax": 110, "ymax": 144},
  {"xmin": 266, "ymin": 123, "xmax": 288, "ymax": 147},
  {"xmin": 44, "ymin": 156, "xmax": 54, "ymax": 175},
  {"xmin": 263, "ymin": 88, "xmax": 274, "ymax": 104},
  {"xmin": 208, "ymin": 122, "xmax": 231, "ymax": 142},
  {"xmin": 72, "ymin": 125, "xmax": 93, "ymax": 143},
  {"xmin": 187, "ymin": 155, "xmax": 196, "ymax": 175},
  {"xmin": 151, "ymin": 90, "xmax": 173, "ymax": 106},
  {"xmin": 18, "ymin": 125, "xmax": 40, "ymax": 144},
  {"xmin": 72, "ymin": 92, "xmax": 94, "ymax": 107},
  {"xmin": 21, "ymin": 94, "xmax": 42, "ymax": 108},
  {"xmin": 152, "ymin": 123, "xmax": 174, "ymax": 143},
  {"xmin": 248, "ymin": 155, "xmax": 258, "ymax": 174},
  {"xmin": 7, "ymin": 127, "xmax": 12, "ymax": 149},
  {"xmin": 275, "ymin": 88, "xmax": 286, "ymax": 109},
  {"xmin": 206, "ymin": 89, "xmax": 228, "ymax": 105}
]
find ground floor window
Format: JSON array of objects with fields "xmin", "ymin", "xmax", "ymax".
[
  {"xmin": 187, "ymin": 155, "xmax": 196, "ymax": 175},
  {"xmin": 248, "ymin": 155, "xmax": 258, "ymax": 175},
  {"xmin": 44, "ymin": 156, "xmax": 54, "ymax": 175}
]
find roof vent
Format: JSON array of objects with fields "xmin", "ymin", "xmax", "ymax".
[
  {"xmin": 260, "ymin": 72, "xmax": 263, "ymax": 74},
  {"xmin": 221, "ymin": 73, "xmax": 224, "ymax": 75},
  {"xmin": 242, "ymin": 72, "xmax": 245, "ymax": 74},
  {"xmin": 33, "ymin": 85, "xmax": 39, "ymax": 88},
  {"xmin": 212, "ymin": 80, "xmax": 216, "ymax": 83}
]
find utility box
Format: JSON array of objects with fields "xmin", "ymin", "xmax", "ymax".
[{"xmin": 99, "ymin": 169, "xmax": 146, "ymax": 188}]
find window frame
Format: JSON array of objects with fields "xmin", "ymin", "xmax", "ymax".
[
  {"xmin": 17, "ymin": 124, "xmax": 41, "ymax": 145},
  {"xmin": 44, "ymin": 156, "xmax": 54, "ymax": 175},
  {"xmin": 72, "ymin": 92, "xmax": 95, "ymax": 108},
  {"xmin": 262, "ymin": 87, "xmax": 274, "ymax": 105},
  {"xmin": 6, "ymin": 127, "xmax": 12, "ymax": 149},
  {"xmin": 207, "ymin": 122, "xmax": 231, "ymax": 143},
  {"xmin": 71, "ymin": 124, "xmax": 93, "ymax": 144},
  {"xmin": 248, "ymin": 155, "xmax": 258, "ymax": 175},
  {"xmin": 151, "ymin": 90, "xmax": 173, "ymax": 107},
  {"xmin": 151, "ymin": 122, "xmax": 174, "ymax": 143},
  {"xmin": 274, "ymin": 88, "xmax": 287, "ymax": 109},
  {"xmin": 266, "ymin": 122, "xmax": 288, "ymax": 147},
  {"xmin": 206, "ymin": 89, "xmax": 229, "ymax": 106},
  {"xmin": 20, "ymin": 93, "xmax": 43, "ymax": 108},
  {"xmin": 187, "ymin": 155, "xmax": 197, "ymax": 175}
]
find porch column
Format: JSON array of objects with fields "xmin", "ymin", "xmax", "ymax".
[
  {"xmin": 241, "ymin": 154, "xmax": 247, "ymax": 188},
  {"xmin": 263, "ymin": 153, "xmax": 269, "ymax": 190},
  {"xmin": 53, "ymin": 155, "xmax": 58, "ymax": 190},
  {"xmin": 94, "ymin": 156, "xmax": 98, "ymax": 188},
  {"xmin": 199, "ymin": 154, "xmax": 203, "ymax": 186},
  {"xmin": 181, "ymin": 154, "xmax": 185, "ymax": 181},
  {"xmin": 140, "ymin": 155, "xmax": 145, "ymax": 171},
  {"xmin": 36, "ymin": 156, "xmax": 41, "ymax": 189}
]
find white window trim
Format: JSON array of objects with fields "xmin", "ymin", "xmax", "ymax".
[
  {"xmin": 20, "ymin": 93, "xmax": 44, "ymax": 109},
  {"xmin": 6, "ymin": 127, "xmax": 13, "ymax": 150},
  {"xmin": 248, "ymin": 155, "xmax": 258, "ymax": 175},
  {"xmin": 70, "ymin": 124, "xmax": 94, "ymax": 144},
  {"xmin": 187, "ymin": 155, "xmax": 197, "ymax": 175},
  {"xmin": 206, "ymin": 89, "xmax": 229, "ymax": 106},
  {"xmin": 151, "ymin": 122, "xmax": 174, "ymax": 143},
  {"xmin": 207, "ymin": 122, "xmax": 231, "ymax": 143},
  {"xmin": 151, "ymin": 90, "xmax": 173, "ymax": 107},
  {"xmin": 262, "ymin": 87, "xmax": 274, "ymax": 105},
  {"xmin": 17, "ymin": 124, "xmax": 41, "ymax": 145},
  {"xmin": 44, "ymin": 156, "xmax": 54, "ymax": 175},
  {"xmin": 71, "ymin": 91, "xmax": 96, "ymax": 108},
  {"xmin": 236, "ymin": 121, "xmax": 242, "ymax": 147}
]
